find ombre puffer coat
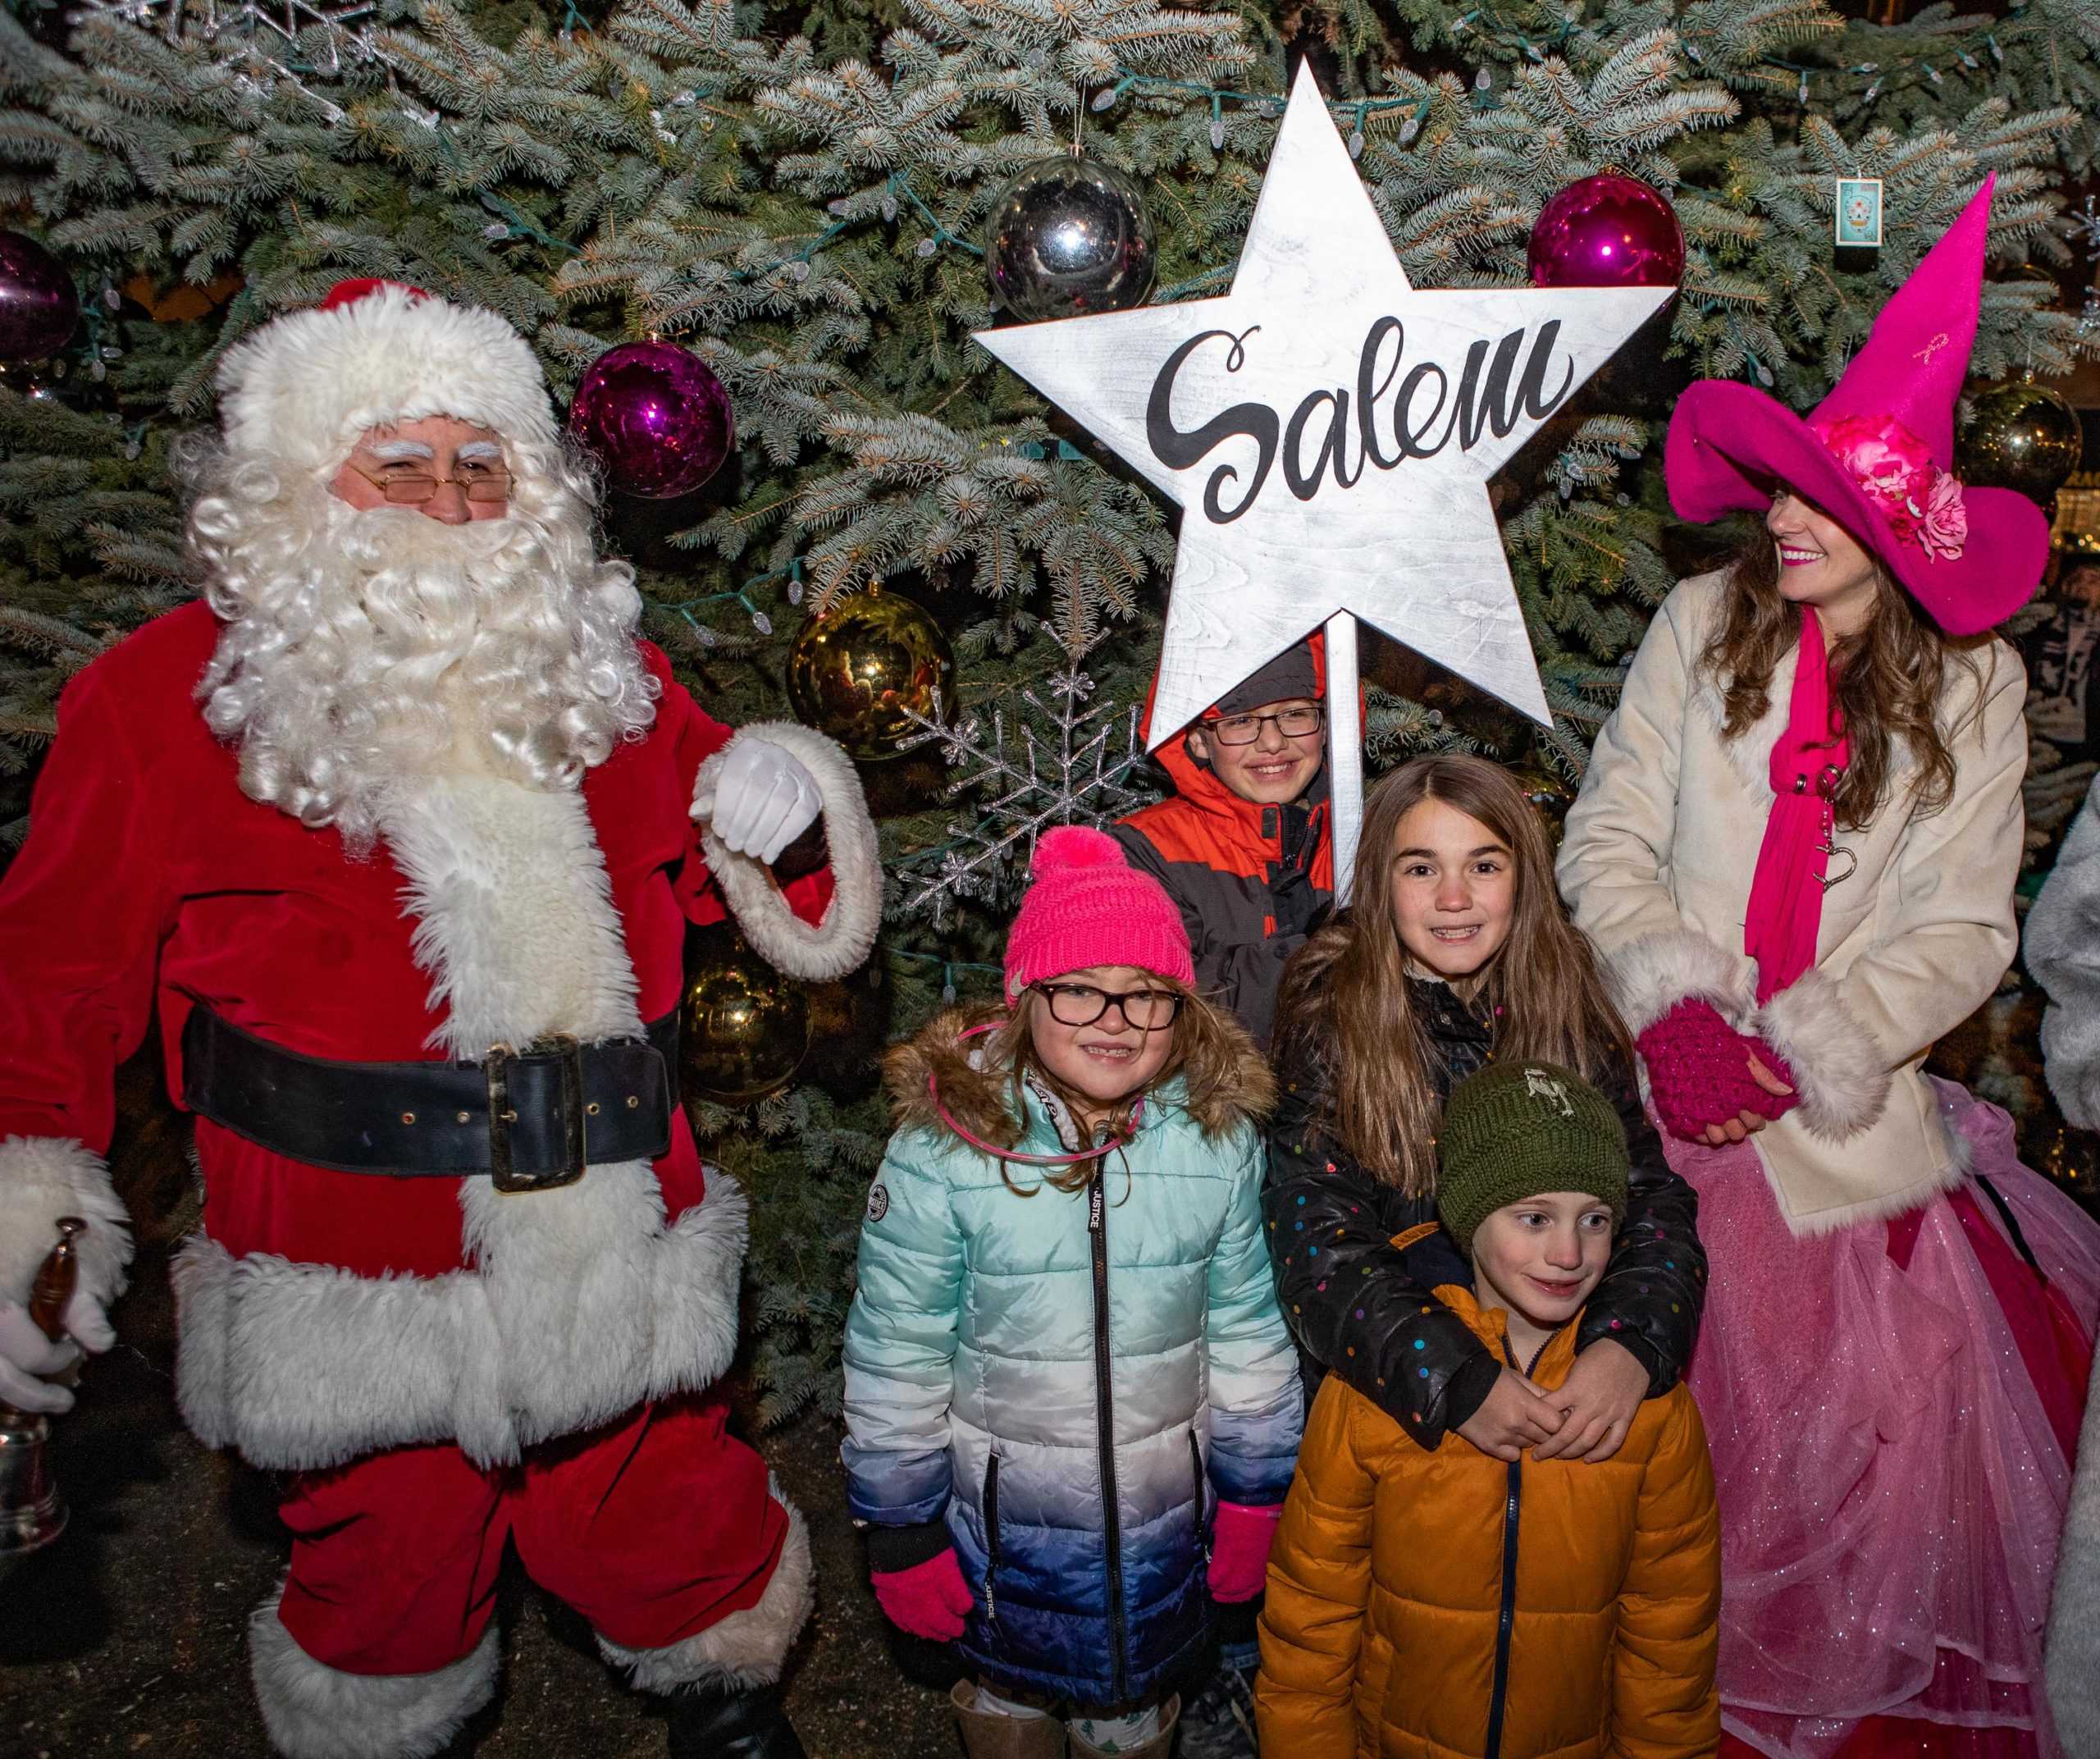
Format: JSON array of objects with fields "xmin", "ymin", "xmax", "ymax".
[{"xmin": 842, "ymin": 1021, "xmax": 1304, "ymax": 1708}]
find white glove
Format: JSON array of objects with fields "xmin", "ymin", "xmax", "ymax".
[
  {"xmin": 0, "ymin": 1296, "xmax": 100, "ymax": 1415},
  {"xmin": 696, "ymin": 737, "xmax": 823, "ymax": 866}
]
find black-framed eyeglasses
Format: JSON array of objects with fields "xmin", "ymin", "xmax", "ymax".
[
  {"xmin": 1034, "ymin": 982, "xmax": 1185, "ymax": 1031},
  {"xmin": 1206, "ymin": 704, "xmax": 1324, "ymax": 747},
  {"xmin": 345, "ymin": 459, "xmax": 513, "ymax": 505}
]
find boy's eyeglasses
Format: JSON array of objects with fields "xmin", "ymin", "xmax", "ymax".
[
  {"xmin": 1206, "ymin": 704, "xmax": 1324, "ymax": 747},
  {"xmin": 1034, "ymin": 983, "xmax": 1185, "ymax": 1031},
  {"xmin": 345, "ymin": 460, "xmax": 513, "ymax": 505}
]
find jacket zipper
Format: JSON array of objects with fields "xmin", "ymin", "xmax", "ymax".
[
  {"xmin": 1089, "ymin": 1174, "xmax": 1130, "ymax": 1701},
  {"xmin": 1189, "ymin": 1432, "xmax": 1210, "ymax": 1563},
  {"xmin": 983, "ymin": 1452, "xmax": 1002, "ymax": 1626},
  {"xmin": 1483, "ymin": 1337, "xmax": 1546, "ymax": 1759}
]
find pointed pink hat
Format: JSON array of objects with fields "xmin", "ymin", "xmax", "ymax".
[{"xmin": 1665, "ymin": 176, "xmax": 2050, "ymax": 635}]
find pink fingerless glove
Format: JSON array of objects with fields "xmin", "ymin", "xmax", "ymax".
[
  {"xmin": 870, "ymin": 1547, "xmax": 975, "ymax": 1641},
  {"xmin": 1208, "ymin": 1501, "xmax": 1283, "ymax": 1603},
  {"xmin": 1637, "ymin": 999, "xmax": 1797, "ymax": 1140}
]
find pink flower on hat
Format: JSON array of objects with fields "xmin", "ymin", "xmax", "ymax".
[
  {"xmin": 1916, "ymin": 469, "xmax": 1969, "ymax": 561},
  {"xmin": 1002, "ymin": 825, "xmax": 1196, "ymax": 1003},
  {"xmin": 1810, "ymin": 412, "xmax": 1967, "ymax": 564}
]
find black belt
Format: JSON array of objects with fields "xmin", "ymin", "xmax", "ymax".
[{"xmin": 180, "ymin": 1005, "xmax": 679, "ymax": 1192}]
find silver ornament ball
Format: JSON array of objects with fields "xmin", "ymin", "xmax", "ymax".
[{"xmin": 984, "ymin": 156, "xmax": 1155, "ymax": 322}]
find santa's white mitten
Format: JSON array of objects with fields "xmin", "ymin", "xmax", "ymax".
[{"xmin": 694, "ymin": 737, "xmax": 823, "ymax": 866}]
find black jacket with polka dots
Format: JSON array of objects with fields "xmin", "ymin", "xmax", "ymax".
[{"xmin": 1262, "ymin": 975, "xmax": 1707, "ymax": 1451}]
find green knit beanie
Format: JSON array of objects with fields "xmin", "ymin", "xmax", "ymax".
[{"xmin": 1437, "ymin": 1059, "xmax": 1629, "ymax": 1254}]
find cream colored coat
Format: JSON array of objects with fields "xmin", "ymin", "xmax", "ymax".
[{"xmin": 1557, "ymin": 569, "xmax": 2027, "ymax": 1236}]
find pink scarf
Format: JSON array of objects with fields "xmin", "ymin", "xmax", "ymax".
[{"xmin": 1744, "ymin": 606, "xmax": 1850, "ymax": 1005}]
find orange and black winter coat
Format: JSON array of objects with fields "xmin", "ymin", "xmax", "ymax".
[
  {"xmin": 1255, "ymin": 1253, "xmax": 1722, "ymax": 1759},
  {"xmin": 1112, "ymin": 656, "xmax": 1334, "ymax": 1052}
]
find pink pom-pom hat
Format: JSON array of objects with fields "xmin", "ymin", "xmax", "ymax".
[
  {"xmin": 1002, "ymin": 825, "xmax": 1195, "ymax": 1003},
  {"xmin": 1664, "ymin": 176, "xmax": 2050, "ymax": 635}
]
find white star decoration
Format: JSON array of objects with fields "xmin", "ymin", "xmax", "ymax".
[{"xmin": 975, "ymin": 64, "xmax": 1672, "ymax": 883}]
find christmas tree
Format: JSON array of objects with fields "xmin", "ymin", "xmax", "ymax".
[{"xmin": 2, "ymin": 0, "xmax": 2095, "ymax": 1414}]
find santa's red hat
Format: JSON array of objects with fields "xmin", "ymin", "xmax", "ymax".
[{"xmin": 214, "ymin": 278, "xmax": 559, "ymax": 470}]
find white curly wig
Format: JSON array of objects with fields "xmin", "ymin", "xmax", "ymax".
[{"xmin": 189, "ymin": 282, "xmax": 658, "ymax": 846}]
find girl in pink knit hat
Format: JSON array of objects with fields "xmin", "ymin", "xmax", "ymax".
[
  {"xmin": 841, "ymin": 825, "xmax": 1303, "ymax": 1759},
  {"xmin": 1559, "ymin": 177, "xmax": 2100, "ymax": 1759}
]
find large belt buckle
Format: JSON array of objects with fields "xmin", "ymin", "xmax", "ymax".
[{"xmin": 486, "ymin": 1035, "xmax": 588, "ymax": 1195}]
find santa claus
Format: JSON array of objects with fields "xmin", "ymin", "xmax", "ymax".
[{"xmin": 0, "ymin": 280, "xmax": 884, "ymax": 1759}]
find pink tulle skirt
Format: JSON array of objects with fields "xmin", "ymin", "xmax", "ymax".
[{"xmin": 1669, "ymin": 1080, "xmax": 2100, "ymax": 1759}]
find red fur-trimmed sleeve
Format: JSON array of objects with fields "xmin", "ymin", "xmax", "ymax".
[{"xmin": 0, "ymin": 653, "xmax": 165, "ymax": 1305}]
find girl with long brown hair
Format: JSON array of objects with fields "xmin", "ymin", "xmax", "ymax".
[
  {"xmin": 1266, "ymin": 753, "xmax": 1707, "ymax": 1469},
  {"xmin": 1558, "ymin": 180, "xmax": 2100, "ymax": 1759}
]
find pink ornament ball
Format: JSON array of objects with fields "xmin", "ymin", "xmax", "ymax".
[
  {"xmin": 1527, "ymin": 174, "xmax": 1684, "ymax": 290},
  {"xmin": 0, "ymin": 231, "xmax": 80, "ymax": 364},
  {"xmin": 568, "ymin": 339, "xmax": 734, "ymax": 500}
]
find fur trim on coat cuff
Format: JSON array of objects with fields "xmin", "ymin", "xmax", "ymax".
[
  {"xmin": 600, "ymin": 1477, "xmax": 815, "ymax": 1693},
  {"xmin": 696, "ymin": 722, "xmax": 882, "ymax": 983},
  {"xmin": 174, "ymin": 1172, "xmax": 747, "ymax": 1472},
  {"xmin": 0, "ymin": 1135, "xmax": 132, "ymax": 1313},
  {"xmin": 249, "ymin": 1593, "xmax": 499, "ymax": 1759},
  {"xmin": 1750, "ymin": 968, "xmax": 1890, "ymax": 1142},
  {"xmin": 2038, "ymin": 1002, "xmax": 2100, "ymax": 1132},
  {"xmin": 1603, "ymin": 930, "xmax": 1756, "ymax": 1036},
  {"xmin": 2046, "ymin": 1356, "xmax": 2100, "ymax": 1757}
]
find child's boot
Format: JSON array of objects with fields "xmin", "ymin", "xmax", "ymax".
[
  {"xmin": 1065, "ymin": 1694, "xmax": 1180, "ymax": 1759},
  {"xmin": 950, "ymin": 1680, "xmax": 1068, "ymax": 1758}
]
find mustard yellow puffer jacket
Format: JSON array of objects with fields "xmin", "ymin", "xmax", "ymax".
[{"xmin": 1256, "ymin": 1276, "xmax": 1720, "ymax": 1759}]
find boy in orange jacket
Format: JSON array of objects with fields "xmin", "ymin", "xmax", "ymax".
[
  {"xmin": 1112, "ymin": 641, "xmax": 1331, "ymax": 1055},
  {"xmin": 1255, "ymin": 1059, "xmax": 1720, "ymax": 1759}
]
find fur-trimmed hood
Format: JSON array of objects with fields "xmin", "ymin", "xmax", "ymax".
[{"xmin": 883, "ymin": 1002, "xmax": 1275, "ymax": 1148}]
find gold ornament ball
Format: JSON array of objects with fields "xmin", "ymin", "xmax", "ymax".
[
  {"xmin": 1959, "ymin": 380, "xmax": 2084, "ymax": 508},
  {"xmin": 785, "ymin": 585, "xmax": 956, "ymax": 761},
  {"xmin": 681, "ymin": 936, "xmax": 811, "ymax": 1104}
]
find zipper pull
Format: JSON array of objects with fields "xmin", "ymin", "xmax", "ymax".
[
  {"xmin": 984, "ymin": 1575, "xmax": 997, "ymax": 1624},
  {"xmin": 1089, "ymin": 1179, "xmax": 1105, "ymax": 1236}
]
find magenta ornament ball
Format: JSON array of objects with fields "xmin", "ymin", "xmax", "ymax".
[
  {"xmin": 1527, "ymin": 174, "xmax": 1684, "ymax": 290},
  {"xmin": 0, "ymin": 231, "xmax": 80, "ymax": 363},
  {"xmin": 568, "ymin": 340, "xmax": 735, "ymax": 499}
]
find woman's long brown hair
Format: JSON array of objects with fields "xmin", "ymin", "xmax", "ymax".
[
  {"xmin": 1272, "ymin": 754, "xmax": 1632, "ymax": 1197},
  {"xmin": 1700, "ymin": 523, "xmax": 1989, "ymax": 830}
]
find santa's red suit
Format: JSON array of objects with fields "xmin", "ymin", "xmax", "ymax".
[{"xmin": 0, "ymin": 283, "xmax": 882, "ymax": 1759}]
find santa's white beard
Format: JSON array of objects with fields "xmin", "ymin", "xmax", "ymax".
[{"xmin": 193, "ymin": 470, "xmax": 657, "ymax": 848}]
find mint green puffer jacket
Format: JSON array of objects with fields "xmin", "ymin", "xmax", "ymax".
[{"xmin": 842, "ymin": 1021, "xmax": 1303, "ymax": 1709}]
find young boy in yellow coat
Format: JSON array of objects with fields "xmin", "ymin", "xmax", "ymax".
[{"xmin": 1255, "ymin": 1059, "xmax": 1720, "ymax": 1759}]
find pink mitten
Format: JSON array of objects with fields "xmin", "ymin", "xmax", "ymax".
[
  {"xmin": 1208, "ymin": 1501, "xmax": 1283, "ymax": 1603},
  {"xmin": 870, "ymin": 1547, "xmax": 975, "ymax": 1641},
  {"xmin": 1638, "ymin": 999, "xmax": 1793, "ymax": 1140}
]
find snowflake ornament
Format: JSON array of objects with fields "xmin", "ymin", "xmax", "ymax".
[
  {"xmin": 892, "ymin": 667, "xmax": 1153, "ymax": 924},
  {"xmin": 2075, "ymin": 196, "xmax": 2100, "ymax": 259}
]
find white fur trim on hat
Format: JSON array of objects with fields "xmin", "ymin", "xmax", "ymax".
[{"xmin": 215, "ymin": 285, "xmax": 558, "ymax": 473}]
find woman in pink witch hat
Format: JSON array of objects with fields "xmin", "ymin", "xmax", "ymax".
[{"xmin": 1558, "ymin": 176, "xmax": 2100, "ymax": 1759}]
